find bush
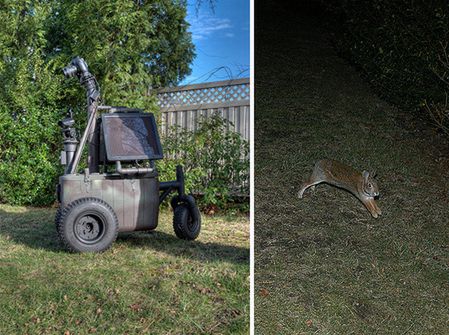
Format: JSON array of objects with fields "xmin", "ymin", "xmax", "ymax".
[
  {"xmin": 157, "ymin": 115, "xmax": 250, "ymax": 210},
  {"xmin": 323, "ymin": 0, "xmax": 449, "ymax": 135},
  {"xmin": 0, "ymin": 106, "xmax": 62, "ymax": 205}
]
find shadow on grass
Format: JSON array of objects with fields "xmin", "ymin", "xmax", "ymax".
[
  {"xmin": 0, "ymin": 208, "xmax": 249, "ymax": 264},
  {"xmin": 0, "ymin": 207, "xmax": 63, "ymax": 252},
  {"xmin": 117, "ymin": 231, "xmax": 249, "ymax": 264}
]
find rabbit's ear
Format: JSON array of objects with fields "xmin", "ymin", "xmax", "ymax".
[
  {"xmin": 371, "ymin": 170, "xmax": 377, "ymax": 178},
  {"xmin": 362, "ymin": 170, "xmax": 370, "ymax": 182}
]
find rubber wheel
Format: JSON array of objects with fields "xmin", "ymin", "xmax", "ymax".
[
  {"xmin": 56, "ymin": 197, "xmax": 118, "ymax": 253},
  {"xmin": 173, "ymin": 204, "xmax": 201, "ymax": 240},
  {"xmin": 55, "ymin": 206, "xmax": 62, "ymax": 235}
]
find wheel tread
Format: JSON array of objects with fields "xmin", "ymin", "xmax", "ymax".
[
  {"xmin": 173, "ymin": 204, "xmax": 201, "ymax": 240},
  {"xmin": 56, "ymin": 197, "xmax": 119, "ymax": 253}
]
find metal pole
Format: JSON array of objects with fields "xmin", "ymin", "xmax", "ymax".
[
  {"xmin": 87, "ymin": 102, "xmax": 99, "ymax": 173},
  {"xmin": 68, "ymin": 102, "xmax": 98, "ymax": 174}
]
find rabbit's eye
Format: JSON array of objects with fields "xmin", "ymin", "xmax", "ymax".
[{"xmin": 368, "ymin": 183, "xmax": 372, "ymax": 188}]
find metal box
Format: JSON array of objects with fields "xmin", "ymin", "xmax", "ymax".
[{"xmin": 59, "ymin": 172, "xmax": 159, "ymax": 232}]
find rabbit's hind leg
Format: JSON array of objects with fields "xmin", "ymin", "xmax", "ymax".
[
  {"xmin": 298, "ymin": 164, "xmax": 324, "ymax": 199},
  {"xmin": 298, "ymin": 178, "xmax": 322, "ymax": 198}
]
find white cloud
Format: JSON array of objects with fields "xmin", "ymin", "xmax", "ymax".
[{"xmin": 189, "ymin": 14, "xmax": 233, "ymax": 40}]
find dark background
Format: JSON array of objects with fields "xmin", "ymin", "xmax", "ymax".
[{"xmin": 254, "ymin": 1, "xmax": 449, "ymax": 333}]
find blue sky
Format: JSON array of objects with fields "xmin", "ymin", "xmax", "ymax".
[{"xmin": 181, "ymin": 0, "xmax": 250, "ymax": 84}]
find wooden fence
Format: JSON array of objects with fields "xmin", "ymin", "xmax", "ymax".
[{"xmin": 156, "ymin": 78, "xmax": 250, "ymax": 141}]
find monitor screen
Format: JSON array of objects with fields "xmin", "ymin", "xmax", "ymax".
[{"xmin": 102, "ymin": 113, "xmax": 163, "ymax": 161}]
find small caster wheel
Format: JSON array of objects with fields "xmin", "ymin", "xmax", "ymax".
[{"xmin": 173, "ymin": 203, "xmax": 201, "ymax": 240}]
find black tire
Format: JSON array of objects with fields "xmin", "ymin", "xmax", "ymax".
[
  {"xmin": 173, "ymin": 204, "xmax": 201, "ymax": 240},
  {"xmin": 56, "ymin": 197, "xmax": 118, "ymax": 253},
  {"xmin": 55, "ymin": 206, "xmax": 63, "ymax": 235}
]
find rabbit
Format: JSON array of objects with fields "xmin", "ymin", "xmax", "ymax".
[{"xmin": 298, "ymin": 159, "xmax": 381, "ymax": 218}]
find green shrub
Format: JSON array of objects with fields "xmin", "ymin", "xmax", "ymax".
[
  {"xmin": 157, "ymin": 115, "xmax": 250, "ymax": 209},
  {"xmin": 0, "ymin": 106, "xmax": 62, "ymax": 205},
  {"xmin": 324, "ymin": 0, "xmax": 449, "ymax": 134}
]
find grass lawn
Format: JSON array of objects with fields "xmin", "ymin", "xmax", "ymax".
[
  {"xmin": 255, "ymin": 4, "xmax": 449, "ymax": 334},
  {"xmin": 0, "ymin": 205, "xmax": 249, "ymax": 334}
]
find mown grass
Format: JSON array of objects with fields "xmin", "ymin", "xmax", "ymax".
[
  {"xmin": 255, "ymin": 3, "xmax": 449, "ymax": 334},
  {"xmin": 0, "ymin": 205, "xmax": 249, "ymax": 334}
]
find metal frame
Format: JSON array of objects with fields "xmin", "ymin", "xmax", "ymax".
[
  {"xmin": 54, "ymin": 56, "xmax": 203, "ymax": 253},
  {"xmin": 159, "ymin": 165, "xmax": 185, "ymax": 204},
  {"xmin": 59, "ymin": 56, "xmax": 198, "ymax": 234}
]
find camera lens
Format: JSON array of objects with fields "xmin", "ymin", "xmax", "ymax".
[{"xmin": 63, "ymin": 64, "xmax": 78, "ymax": 78}]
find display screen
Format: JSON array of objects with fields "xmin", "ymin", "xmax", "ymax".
[{"xmin": 102, "ymin": 113, "xmax": 163, "ymax": 161}]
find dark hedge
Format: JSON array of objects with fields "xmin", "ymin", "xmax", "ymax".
[{"xmin": 324, "ymin": 0, "xmax": 449, "ymax": 134}]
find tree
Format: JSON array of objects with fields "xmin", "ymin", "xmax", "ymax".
[
  {"xmin": 48, "ymin": 0, "xmax": 195, "ymax": 108},
  {"xmin": 0, "ymin": 0, "xmax": 195, "ymax": 205}
]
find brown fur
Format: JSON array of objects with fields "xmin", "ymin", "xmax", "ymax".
[{"xmin": 298, "ymin": 159, "xmax": 381, "ymax": 218}]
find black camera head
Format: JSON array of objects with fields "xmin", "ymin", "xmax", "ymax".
[
  {"xmin": 62, "ymin": 64, "xmax": 78, "ymax": 78},
  {"xmin": 62, "ymin": 57, "xmax": 89, "ymax": 78}
]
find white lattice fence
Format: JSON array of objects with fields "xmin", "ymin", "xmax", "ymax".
[
  {"xmin": 156, "ymin": 78, "xmax": 250, "ymax": 141},
  {"xmin": 157, "ymin": 78, "xmax": 250, "ymax": 107}
]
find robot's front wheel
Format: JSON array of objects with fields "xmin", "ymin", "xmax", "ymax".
[{"xmin": 56, "ymin": 197, "xmax": 118, "ymax": 253}]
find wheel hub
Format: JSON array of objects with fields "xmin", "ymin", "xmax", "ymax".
[{"xmin": 75, "ymin": 215, "xmax": 103, "ymax": 242}]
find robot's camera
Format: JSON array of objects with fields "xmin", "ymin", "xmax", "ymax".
[
  {"xmin": 63, "ymin": 57, "xmax": 89, "ymax": 78},
  {"xmin": 58, "ymin": 118, "xmax": 75, "ymax": 128},
  {"xmin": 63, "ymin": 64, "xmax": 78, "ymax": 78}
]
